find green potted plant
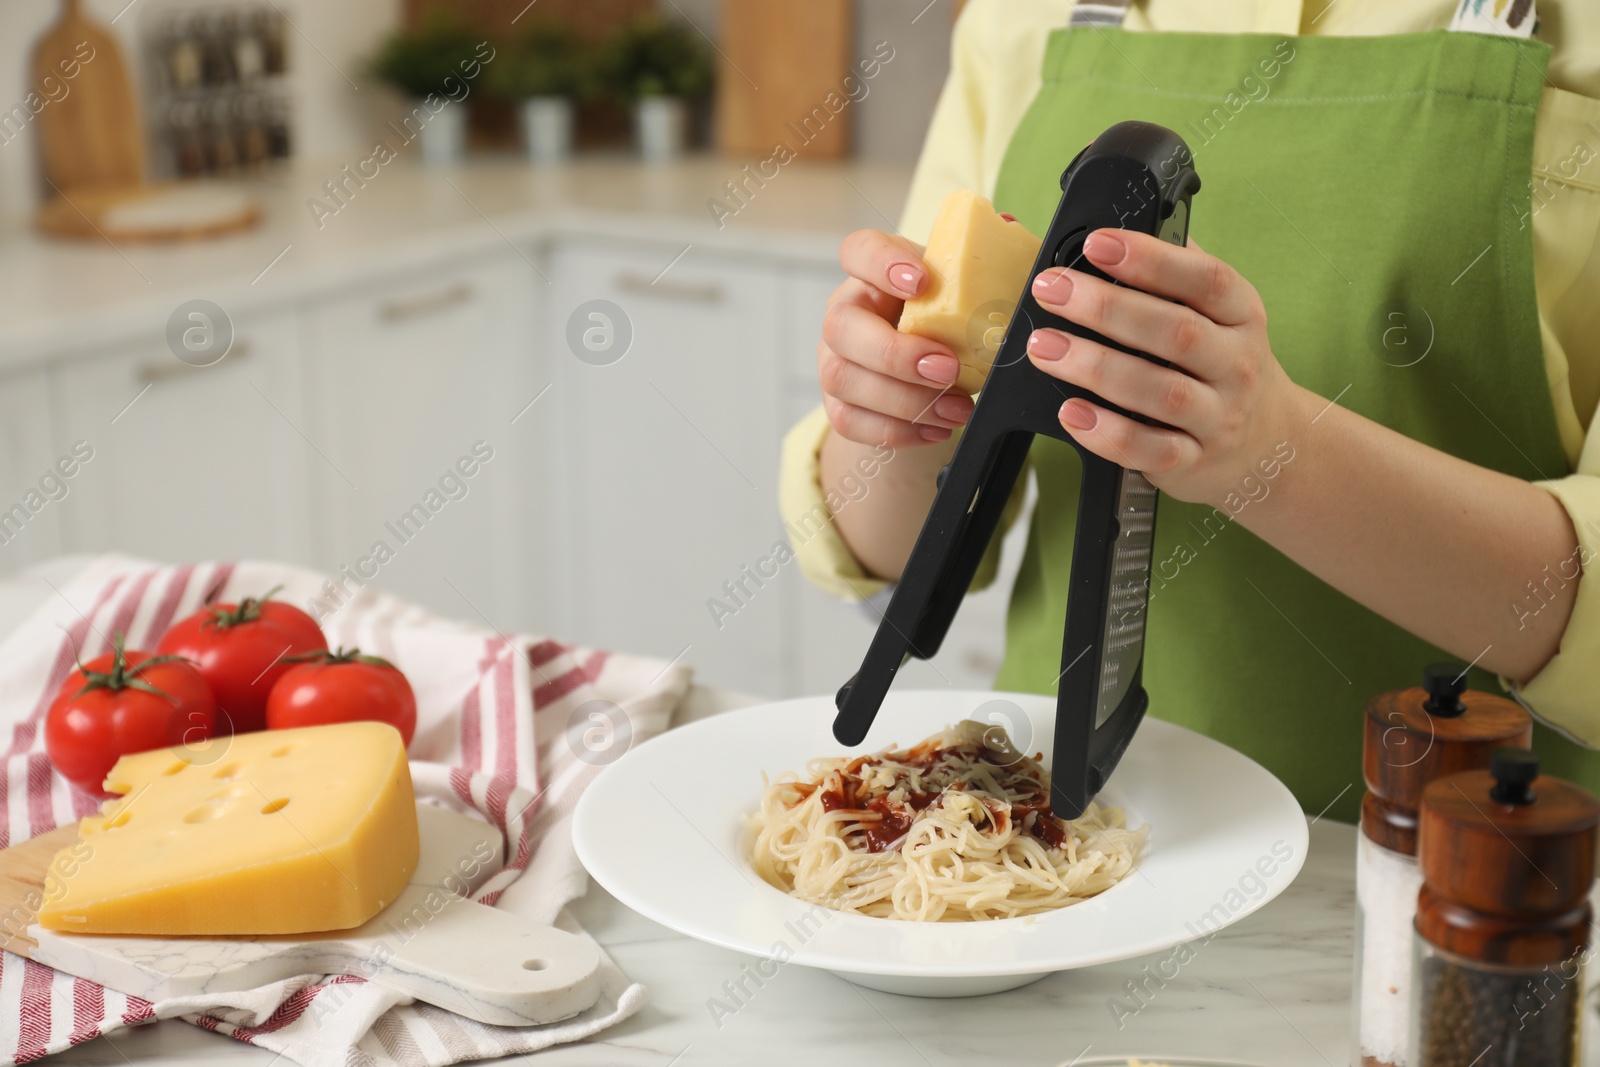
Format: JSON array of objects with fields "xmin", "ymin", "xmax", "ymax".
[
  {"xmin": 600, "ymin": 16, "xmax": 713, "ymax": 162},
  {"xmin": 369, "ymin": 14, "xmax": 487, "ymax": 166},
  {"xmin": 488, "ymin": 25, "xmax": 593, "ymax": 164}
]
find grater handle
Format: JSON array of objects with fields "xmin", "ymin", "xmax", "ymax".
[
  {"xmin": 833, "ymin": 419, "xmax": 1024, "ymax": 745},
  {"xmin": 905, "ymin": 431, "xmax": 1034, "ymax": 657},
  {"xmin": 834, "ymin": 120, "xmax": 1198, "ymax": 808}
]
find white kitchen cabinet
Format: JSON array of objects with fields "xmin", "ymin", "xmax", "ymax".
[
  {"xmin": 546, "ymin": 237, "xmax": 787, "ymax": 695},
  {"xmin": 0, "ymin": 369, "xmax": 65, "ymax": 569},
  {"xmin": 48, "ymin": 307, "xmax": 314, "ymax": 567},
  {"xmin": 777, "ymin": 266, "xmax": 840, "ymax": 387},
  {"xmin": 298, "ymin": 250, "xmax": 546, "ymax": 636}
]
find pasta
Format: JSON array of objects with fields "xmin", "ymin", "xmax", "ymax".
[{"xmin": 748, "ymin": 720, "xmax": 1146, "ymax": 921}]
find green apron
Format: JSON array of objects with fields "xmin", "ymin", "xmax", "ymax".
[{"xmin": 990, "ymin": 24, "xmax": 1592, "ymax": 824}]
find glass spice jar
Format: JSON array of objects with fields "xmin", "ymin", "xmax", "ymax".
[
  {"xmin": 1353, "ymin": 664, "xmax": 1530, "ymax": 1067},
  {"xmin": 1411, "ymin": 749, "xmax": 1599, "ymax": 1067}
]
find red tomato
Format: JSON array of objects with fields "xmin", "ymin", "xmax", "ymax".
[
  {"xmin": 157, "ymin": 587, "xmax": 324, "ymax": 735},
  {"xmin": 45, "ymin": 639, "xmax": 217, "ymax": 796},
  {"xmin": 266, "ymin": 648, "xmax": 416, "ymax": 747}
]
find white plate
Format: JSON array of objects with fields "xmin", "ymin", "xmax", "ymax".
[{"xmin": 574, "ymin": 690, "xmax": 1308, "ymax": 998}]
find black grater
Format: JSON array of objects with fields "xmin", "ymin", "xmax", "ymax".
[{"xmin": 832, "ymin": 121, "xmax": 1201, "ymax": 819}]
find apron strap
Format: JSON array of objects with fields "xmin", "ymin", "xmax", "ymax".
[{"xmin": 1068, "ymin": 0, "xmax": 1132, "ymax": 29}]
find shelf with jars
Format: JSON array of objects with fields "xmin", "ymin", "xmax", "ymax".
[{"xmin": 143, "ymin": 4, "xmax": 292, "ymax": 179}]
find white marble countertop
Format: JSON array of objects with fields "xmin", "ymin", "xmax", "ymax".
[
  {"xmin": 8, "ymin": 558, "xmax": 1353, "ymax": 1067},
  {"xmin": 0, "ymin": 154, "xmax": 916, "ymax": 370}
]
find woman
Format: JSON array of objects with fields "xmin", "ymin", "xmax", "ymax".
[{"xmin": 779, "ymin": 0, "xmax": 1600, "ymax": 822}]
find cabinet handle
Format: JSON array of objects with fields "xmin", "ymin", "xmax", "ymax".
[
  {"xmin": 379, "ymin": 283, "xmax": 475, "ymax": 322},
  {"xmin": 614, "ymin": 272, "xmax": 724, "ymax": 303},
  {"xmin": 137, "ymin": 340, "xmax": 252, "ymax": 384}
]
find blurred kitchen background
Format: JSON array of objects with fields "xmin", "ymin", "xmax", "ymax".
[{"xmin": 0, "ymin": 0, "xmax": 1026, "ymax": 698}]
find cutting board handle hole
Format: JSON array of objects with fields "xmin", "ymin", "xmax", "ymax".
[
  {"xmin": 260, "ymin": 798, "xmax": 291, "ymax": 815},
  {"xmin": 521, "ymin": 959, "xmax": 548, "ymax": 971}
]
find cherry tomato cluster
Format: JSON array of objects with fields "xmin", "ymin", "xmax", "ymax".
[{"xmin": 44, "ymin": 588, "xmax": 417, "ymax": 795}]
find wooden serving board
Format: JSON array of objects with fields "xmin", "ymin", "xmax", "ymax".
[
  {"xmin": 0, "ymin": 822, "xmax": 78, "ymax": 958},
  {"xmin": 716, "ymin": 0, "xmax": 854, "ymax": 159},
  {"xmin": 28, "ymin": 1, "xmax": 260, "ymax": 242},
  {"xmin": 0, "ymin": 805, "xmax": 602, "ymax": 1027},
  {"xmin": 32, "ymin": 0, "xmax": 143, "ymax": 193},
  {"xmin": 36, "ymin": 183, "xmax": 262, "ymax": 242}
]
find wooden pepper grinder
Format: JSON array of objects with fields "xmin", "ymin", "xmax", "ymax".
[
  {"xmin": 1353, "ymin": 664, "xmax": 1531, "ymax": 1067},
  {"xmin": 1412, "ymin": 749, "xmax": 1599, "ymax": 1067}
]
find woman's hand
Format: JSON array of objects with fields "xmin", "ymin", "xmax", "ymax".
[
  {"xmin": 1025, "ymin": 229, "xmax": 1313, "ymax": 507},
  {"xmin": 819, "ymin": 229, "xmax": 975, "ymax": 448}
]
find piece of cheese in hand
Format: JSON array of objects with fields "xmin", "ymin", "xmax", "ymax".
[
  {"xmin": 39, "ymin": 721, "xmax": 419, "ymax": 935},
  {"xmin": 898, "ymin": 189, "xmax": 1042, "ymax": 395}
]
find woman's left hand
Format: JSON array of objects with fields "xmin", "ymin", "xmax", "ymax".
[{"xmin": 1025, "ymin": 229, "xmax": 1312, "ymax": 507}]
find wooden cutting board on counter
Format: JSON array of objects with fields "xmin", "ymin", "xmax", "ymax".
[
  {"xmin": 31, "ymin": 0, "xmax": 143, "ymax": 193},
  {"xmin": 0, "ymin": 822, "xmax": 77, "ymax": 958},
  {"xmin": 35, "ymin": 184, "xmax": 262, "ymax": 242},
  {"xmin": 0, "ymin": 804, "xmax": 602, "ymax": 1027},
  {"xmin": 716, "ymin": 0, "xmax": 854, "ymax": 159},
  {"xmin": 29, "ymin": 0, "xmax": 259, "ymax": 241}
]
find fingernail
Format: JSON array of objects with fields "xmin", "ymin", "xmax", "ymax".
[
  {"xmin": 917, "ymin": 354, "xmax": 960, "ymax": 386},
  {"xmin": 918, "ymin": 425, "xmax": 952, "ymax": 442},
  {"xmin": 1032, "ymin": 269, "xmax": 1073, "ymax": 304},
  {"xmin": 1059, "ymin": 399, "xmax": 1097, "ymax": 430},
  {"xmin": 889, "ymin": 263, "xmax": 924, "ymax": 297},
  {"xmin": 1085, "ymin": 232, "xmax": 1127, "ymax": 265},
  {"xmin": 934, "ymin": 394, "xmax": 973, "ymax": 424},
  {"xmin": 1027, "ymin": 329, "xmax": 1071, "ymax": 362}
]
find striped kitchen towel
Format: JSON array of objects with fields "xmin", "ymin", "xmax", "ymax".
[{"xmin": 0, "ymin": 556, "xmax": 693, "ymax": 1066}]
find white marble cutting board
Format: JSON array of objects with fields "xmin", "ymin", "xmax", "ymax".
[{"xmin": 27, "ymin": 803, "xmax": 602, "ymax": 1027}]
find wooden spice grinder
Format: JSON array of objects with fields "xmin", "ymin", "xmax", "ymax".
[
  {"xmin": 1363, "ymin": 663, "xmax": 1531, "ymax": 856},
  {"xmin": 1417, "ymin": 750, "xmax": 1598, "ymax": 967},
  {"xmin": 1412, "ymin": 750, "xmax": 1600, "ymax": 1067}
]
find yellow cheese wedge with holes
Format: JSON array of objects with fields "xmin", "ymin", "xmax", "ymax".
[
  {"xmin": 39, "ymin": 721, "xmax": 419, "ymax": 935},
  {"xmin": 897, "ymin": 189, "xmax": 1042, "ymax": 395}
]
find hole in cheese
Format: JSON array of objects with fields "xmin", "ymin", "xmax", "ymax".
[
  {"xmin": 260, "ymin": 797, "xmax": 291, "ymax": 815},
  {"xmin": 212, "ymin": 762, "xmax": 242, "ymax": 780},
  {"xmin": 162, "ymin": 761, "xmax": 187, "ymax": 776},
  {"xmin": 105, "ymin": 810, "xmax": 133, "ymax": 829},
  {"xmin": 271, "ymin": 745, "xmax": 294, "ymax": 757},
  {"xmin": 183, "ymin": 798, "xmax": 233, "ymax": 823},
  {"xmin": 522, "ymin": 959, "xmax": 548, "ymax": 971}
]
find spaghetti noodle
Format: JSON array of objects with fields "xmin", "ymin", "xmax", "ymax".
[{"xmin": 749, "ymin": 720, "xmax": 1145, "ymax": 921}]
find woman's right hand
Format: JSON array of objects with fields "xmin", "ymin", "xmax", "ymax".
[{"xmin": 818, "ymin": 229, "xmax": 975, "ymax": 448}]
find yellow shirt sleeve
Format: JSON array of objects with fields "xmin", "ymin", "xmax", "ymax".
[
  {"xmin": 1518, "ymin": 474, "xmax": 1600, "ymax": 745},
  {"xmin": 1503, "ymin": 85, "xmax": 1600, "ymax": 745}
]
